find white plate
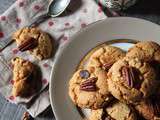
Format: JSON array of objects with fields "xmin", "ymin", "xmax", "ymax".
[{"xmin": 49, "ymin": 17, "xmax": 160, "ymax": 120}]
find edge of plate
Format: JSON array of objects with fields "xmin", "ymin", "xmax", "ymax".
[{"xmin": 49, "ymin": 17, "xmax": 160, "ymax": 120}]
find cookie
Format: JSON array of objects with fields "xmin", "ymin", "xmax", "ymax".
[
  {"xmin": 89, "ymin": 109, "xmax": 115, "ymax": 120},
  {"xmin": 69, "ymin": 67, "xmax": 112, "ymax": 109},
  {"xmin": 21, "ymin": 112, "xmax": 33, "ymax": 120},
  {"xmin": 106, "ymin": 101, "xmax": 137, "ymax": 120},
  {"xmin": 11, "ymin": 57, "xmax": 38, "ymax": 97},
  {"xmin": 127, "ymin": 41, "xmax": 160, "ymax": 92},
  {"xmin": 12, "ymin": 27, "xmax": 53, "ymax": 60},
  {"xmin": 89, "ymin": 109, "xmax": 106, "ymax": 120},
  {"xmin": 89, "ymin": 101, "xmax": 137, "ymax": 120},
  {"xmin": 126, "ymin": 41, "xmax": 160, "ymax": 63},
  {"xmin": 87, "ymin": 46, "xmax": 125, "ymax": 71},
  {"xmin": 107, "ymin": 57, "xmax": 157, "ymax": 104},
  {"xmin": 135, "ymin": 95, "xmax": 160, "ymax": 120}
]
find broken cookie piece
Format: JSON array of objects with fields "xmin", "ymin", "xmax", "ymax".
[{"xmin": 11, "ymin": 57, "xmax": 40, "ymax": 97}]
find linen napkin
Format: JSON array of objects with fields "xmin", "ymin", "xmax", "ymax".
[{"xmin": 0, "ymin": 0, "xmax": 107, "ymax": 117}]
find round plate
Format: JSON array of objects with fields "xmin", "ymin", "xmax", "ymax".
[{"xmin": 49, "ymin": 17, "xmax": 160, "ymax": 120}]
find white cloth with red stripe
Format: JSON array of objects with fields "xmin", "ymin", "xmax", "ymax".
[{"xmin": 0, "ymin": 0, "xmax": 106, "ymax": 117}]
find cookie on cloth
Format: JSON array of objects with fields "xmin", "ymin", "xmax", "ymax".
[
  {"xmin": 12, "ymin": 27, "xmax": 53, "ymax": 60},
  {"xmin": 126, "ymin": 41, "xmax": 160, "ymax": 63},
  {"xmin": 107, "ymin": 57, "xmax": 158, "ymax": 104},
  {"xmin": 89, "ymin": 101, "xmax": 137, "ymax": 120},
  {"xmin": 69, "ymin": 67, "xmax": 112, "ymax": 109},
  {"xmin": 87, "ymin": 45, "xmax": 125, "ymax": 71},
  {"xmin": 11, "ymin": 57, "xmax": 40, "ymax": 97}
]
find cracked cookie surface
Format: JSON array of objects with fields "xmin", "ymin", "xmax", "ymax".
[
  {"xmin": 89, "ymin": 109, "xmax": 106, "ymax": 120},
  {"xmin": 13, "ymin": 27, "xmax": 53, "ymax": 60},
  {"xmin": 69, "ymin": 67, "xmax": 112, "ymax": 109},
  {"xmin": 11, "ymin": 57, "xmax": 38, "ymax": 97},
  {"xmin": 126, "ymin": 41, "xmax": 160, "ymax": 63},
  {"xmin": 107, "ymin": 57, "xmax": 157, "ymax": 104},
  {"xmin": 89, "ymin": 101, "xmax": 137, "ymax": 120},
  {"xmin": 87, "ymin": 46, "xmax": 125, "ymax": 71}
]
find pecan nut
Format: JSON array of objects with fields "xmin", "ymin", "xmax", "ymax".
[
  {"xmin": 121, "ymin": 66, "xmax": 135, "ymax": 87},
  {"xmin": 102, "ymin": 62, "xmax": 113, "ymax": 71},
  {"xmin": 18, "ymin": 37, "xmax": 38, "ymax": 52},
  {"xmin": 80, "ymin": 77, "xmax": 97, "ymax": 91}
]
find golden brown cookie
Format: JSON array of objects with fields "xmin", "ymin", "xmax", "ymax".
[
  {"xmin": 89, "ymin": 109, "xmax": 114, "ymax": 120},
  {"xmin": 12, "ymin": 27, "xmax": 53, "ymax": 60},
  {"xmin": 69, "ymin": 67, "xmax": 112, "ymax": 109},
  {"xmin": 106, "ymin": 101, "xmax": 137, "ymax": 120},
  {"xmin": 107, "ymin": 57, "xmax": 158, "ymax": 104},
  {"xmin": 89, "ymin": 101, "xmax": 137, "ymax": 120},
  {"xmin": 127, "ymin": 41, "xmax": 160, "ymax": 86},
  {"xmin": 126, "ymin": 41, "xmax": 160, "ymax": 63},
  {"xmin": 11, "ymin": 57, "xmax": 38, "ymax": 97},
  {"xmin": 87, "ymin": 46, "xmax": 125, "ymax": 71}
]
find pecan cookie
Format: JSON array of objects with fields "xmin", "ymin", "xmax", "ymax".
[
  {"xmin": 135, "ymin": 95, "xmax": 160, "ymax": 120},
  {"xmin": 89, "ymin": 101, "xmax": 137, "ymax": 120},
  {"xmin": 87, "ymin": 46, "xmax": 125, "ymax": 71},
  {"xmin": 126, "ymin": 41, "xmax": 160, "ymax": 63},
  {"xmin": 107, "ymin": 57, "xmax": 157, "ymax": 104},
  {"xmin": 69, "ymin": 67, "xmax": 112, "ymax": 109},
  {"xmin": 11, "ymin": 57, "xmax": 39, "ymax": 97},
  {"xmin": 12, "ymin": 27, "xmax": 53, "ymax": 60}
]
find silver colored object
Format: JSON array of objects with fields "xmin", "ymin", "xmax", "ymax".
[
  {"xmin": 1, "ymin": 0, "xmax": 71, "ymax": 50},
  {"xmin": 98, "ymin": 0, "xmax": 137, "ymax": 11},
  {"xmin": 30, "ymin": 0, "xmax": 71, "ymax": 27}
]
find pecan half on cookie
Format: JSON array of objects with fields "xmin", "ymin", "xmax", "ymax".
[
  {"xmin": 18, "ymin": 37, "xmax": 38, "ymax": 52},
  {"xmin": 80, "ymin": 77, "xmax": 97, "ymax": 91},
  {"xmin": 69, "ymin": 67, "xmax": 112, "ymax": 109},
  {"xmin": 107, "ymin": 57, "xmax": 158, "ymax": 104},
  {"xmin": 12, "ymin": 27, "xmax": 53, "ymax": 60}
]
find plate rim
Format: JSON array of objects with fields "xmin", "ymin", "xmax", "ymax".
[{"xmin": 49, "ymin": 17, "xmax": 160, "ymax": 120}]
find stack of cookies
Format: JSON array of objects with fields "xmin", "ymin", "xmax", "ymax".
[{"xmin": 69, "ymin": 41, "xmax": 160, "ymax": 120}]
